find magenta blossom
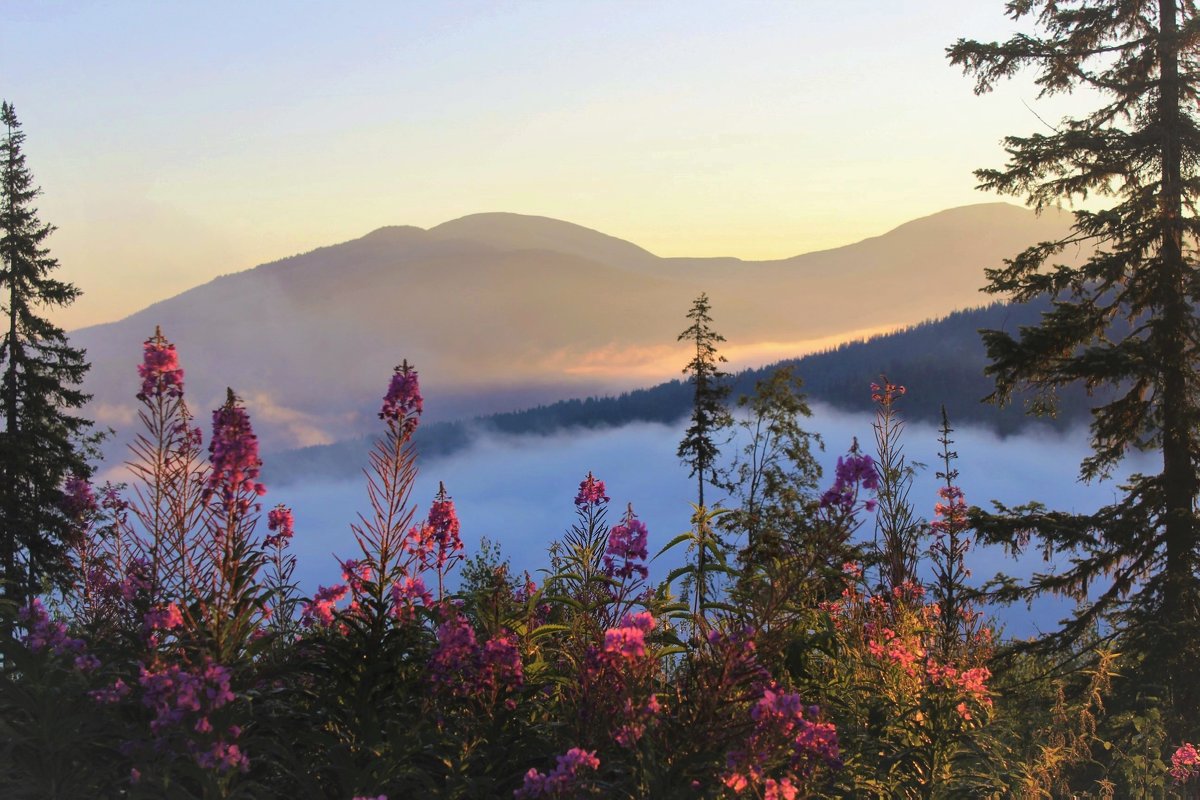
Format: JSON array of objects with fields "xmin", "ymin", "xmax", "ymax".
[
  {"xmin": 390, "ymin": 576, "xmax": 433, "ymax": 622},
  {"xmin": 263, "ymin": 504, "xmax": 294, "ymax": 548},
  {"xmin": 574, "ymin": 471, "xmax": 609, "ymax": 509},
  {"xmin": 137, "ymin": 327, "xmax": 185, "ymax": 401},
  {"xmin": 515, "ymin": 748, "xmax": 600, "ymax": 798},
  {"xmin": 604, "ymin": 509, "xmax": 649, "ymax": 582},
  {"xmin": 819, "ymin": 443, "xmax": 879, "ymax": 514},
  {"xmin": 300, "ymin": 584, "xmax": 349, "ymax": 627},
  {"xmin": 427, "ymin": 483, "xmax": 464, "ymax": 570},
  {"xmin": 1172, "ymin": 743, "xmax": 1200, "ymax": 784},
  {"xmin": 204, "ymin": 390, "xmax": 266, "ymax": 511},
  {"xmin": 61, "ymin": 474, "xmax": 97, "ymax": 518},
  {"xmin": 380, "ymin": 361, "xmax": 423, "ymax": 436}
]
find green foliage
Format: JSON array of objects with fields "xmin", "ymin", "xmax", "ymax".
[{"xmin": 720, "ymin": 365, "xmax": 822, "ymax": 563}]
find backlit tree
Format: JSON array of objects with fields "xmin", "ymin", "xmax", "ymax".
[
  {"xmin": 950, "ymin": 0, "xmax": 1200, "ymax": 736},
  {"xmin": 0, "ymin": 101, "xmax": 94, "ymax": 614}
]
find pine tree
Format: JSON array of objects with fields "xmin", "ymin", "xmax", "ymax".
[
  {"xmin": 0, "ymin": 101, "xmax": 95, "ymax": 613},
  {"xmin": 950, "ymin": 1, "xmax": 1200, "ymax": 734},
  {"xmin": 677, "ymin": 292, "xmax": 732, "ymax": 612}
]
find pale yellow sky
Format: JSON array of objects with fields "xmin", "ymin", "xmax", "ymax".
[{"xmin": 5, "ymin": 1, "xmax": 1094, "ymax": 330}]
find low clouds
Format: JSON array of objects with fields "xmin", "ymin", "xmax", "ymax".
[{"xmin": 266, "ymin": 404, "xmax": 1152, "ymax": 639}]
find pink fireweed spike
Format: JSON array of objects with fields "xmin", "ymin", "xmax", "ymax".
[
  {"xmin": 263, "ymin": 504, "xmax": 294, "ymax": 549},
  {"xmin": 574, "ymin": 471, "xmax": 609, "ymax": 509},
  {"xmin": 603, "ymin": 507, "xmax": 650, "ymax": 583},
  {"xmin": 379, "ymin": 359, "xmax": 423, "ymax": 438},
  {"xmin": 137, "ymin": 326, "xmax": 185, "ymax": 401},
  {"xmin": 204, "ymin": 389, "xmax": 266, "ymax": 513}
]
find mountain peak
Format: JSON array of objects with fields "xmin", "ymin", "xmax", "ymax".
[{"xmin": 428, "ymin": 212, "xmax": 657, "ymax": 266}]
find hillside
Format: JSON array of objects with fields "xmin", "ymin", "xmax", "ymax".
[{"xmin": 71, "ymin": 203, "xmax": 1076, "ymax": 453}]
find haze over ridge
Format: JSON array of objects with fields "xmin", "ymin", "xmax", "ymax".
[{"xmin": 72, "ymin": 202, "xmax": 1076, "ymax": 456}]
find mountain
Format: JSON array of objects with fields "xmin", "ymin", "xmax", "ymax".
[
  {"xmin": 267, "ymin": 299, "xmax": 1099, "ymax": 486},
  {"xmin": 71, "ymin": 203, "xmax": 1076, "ymax": 453}
]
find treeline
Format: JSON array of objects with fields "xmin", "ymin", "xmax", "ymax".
[{"xmin": 269, "ymin": 298, "xmax": 1096, "ymax": 485}]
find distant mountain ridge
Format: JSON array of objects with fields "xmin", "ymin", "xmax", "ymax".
[{"xmin": 71, "ymin": 203, "xmax": 1077, "ymax": 455}]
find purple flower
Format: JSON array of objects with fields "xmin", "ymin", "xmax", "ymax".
[
  {"xmin": 427, "ymin": 483, "xmax": 463, "ymax": 570},
  {"xmin": 61, "ymin": 475, "xmax": 97, "ymax": 518},
  {"xmin": 204, "ymin": 390, "xmax": 265, "ymax": 512},
  {"xmin": 390, "ymin": 576, "xmax": 433, "ymax": 622},
  {"xmin": 1172, "ymin": 743, "xmax": 1200, "ymax": 784},
  {"xmin": 19, "ymin": 599, "xmax": 86, "ymax": 656},
  {"xmin": 263, "ymin": 504, "xmax": 294, "ymax": 548},
  {"xmin": 379, "ymin": 361, "xmax": 423, "ymax": 434},
  {"xmin": 515, "ymin": 748, "xmax": 600, "ymax": 798},
  {"xmin": 574, "ymin": 471, "xmax": 609, "ymax": 509},
  {"xmin": 137, "ymin": 326, "xmax": 185, "ymax": 401},
  {"xmin": 300, "ymin": 584, "xmax": 349, "ymax": 627},
  {"xmin": 603, "ymin": 510, "xmax": 649, "ymax": 581},
  {"xmin": 429, "ymin": 614, "xmax": 523, "ymax": 704},
  {"xmin": 819, "ymin": 444, "xmax": 878, "ymax": 514}
]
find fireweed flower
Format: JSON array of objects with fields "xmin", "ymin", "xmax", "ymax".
[
  {"xmin": 514, "ymin": 748, "xmax": 600, "ymax": 799},
  {"xmin": 574, "ymin": 471, "xmax": 609, "ymax": 509},
  {"xmin": 300, "ymin": 584, "xmax": 349, "ymax": 627},
  {"xmin": 137, "ymin": 658, "xmax": 246, "ymax": 771},
  {"xmin": 61, "ymin": 474, "xmax": 98, "ymax": 519},
  {"xmin": 723, "ymin": 687, "xmax": 841, "ymax": 792},
  {"xmin": 603, "ymin": 611, "xmax": 655, "ymax": 659},
  {"xmin": 429, "ymin": 613, "xmax": 523, "ymax": 706},
  {"xmin": 427, "ymin": 483, "xmax": 463, "ymax": 571},
  {"xmin": 204, "ymin": 390, "xmax": 266, "ymax": 511},
  {"xmin": 581, "ymin": 612, "xmax": 660, "ymax": 747},
  {"xmin": 390, "ymin": 575, "xmax": 433, "ymax": 622},
  {"xmin": 379, "ymin": 360, "xmax": 423, "ymax": 437},
  {"xmin": 931, "ymin": 485, "xmax": 968, "ymax": 533},
  {"xmin": 143, "ymin": 602, "xmax": 184, "ymax": 636},
  {"xmin": 19, "ymin": 598, "xmax": 86, "ymax": 656},
  {"xmin": 137, "ymin": 326, "xmax": 185, "ymax": 401},
  {"xmin": 263, "ymin": 504, "xmax": 294, "ymax": 549},
  {"xmin": 1171, "ymin": 743, "xmax": 1200, "ymax": 784},
  {"xmin": 819, "ymin": 445, "xmax": 880, "ymax": 514},
  {"xmin": 603, "ymin": 510, "xmax": 649, "ymax": 582}
]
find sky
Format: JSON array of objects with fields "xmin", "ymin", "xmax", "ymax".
[{"xmin": 4, "ymin": 1, "xmax": 1097, "ymax": 329}]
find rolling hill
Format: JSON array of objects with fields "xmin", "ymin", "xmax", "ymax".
[{"xmin": 71, "ymin": 203, "xmax": 1076, "ymax": 453}]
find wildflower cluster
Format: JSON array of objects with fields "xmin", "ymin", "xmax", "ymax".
[
  {"xmin": 580, "ymin": 611, "xmax": 661, "ymax": 748},
  {"xmin": 429, "ymin": 612, "xmax": 524, "ymax": 708},
  {"xmin": 263, "ymin": 504, "xmax": 294, "ymax": 549},
  {"xmin": 723, "ymin": 688, "xmax": 842, "ymax": 794},
  {"xmin": 603, "ymin": 509, "xmax": 649, "ymax": 582},
  {"xmin": 574, "ymin": 471, "xmax": 609, "ymax": 508},
  {"xmin": 19, "ymin": 598, "xmax": 89, "ymax": 661},
  {"xmin": 1172, "ymin": 743, "xmax": 1200, "ymax": 784},
  {"xmin": 137, "ymin": 659, "xmax": 247, "ymax": 772},
  {"xmin": 515, "ymin": 748, "xmax": 600, "ymax": 799},
  {"xmin": 818, "ymin": 444, "xmax": 878, "ymax": 514}
]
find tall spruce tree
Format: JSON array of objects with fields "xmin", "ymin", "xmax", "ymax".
[
  {"xmin": 0, "ymin": 101, "xmax": 94, "ymax": 612},
  {"xmin": 677, "ymin": 292, "xmax": 732, "ymax": 611},
  {"xmin": 950, "ymin": 2, "xmax": 1200, "ymax": 734}
]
